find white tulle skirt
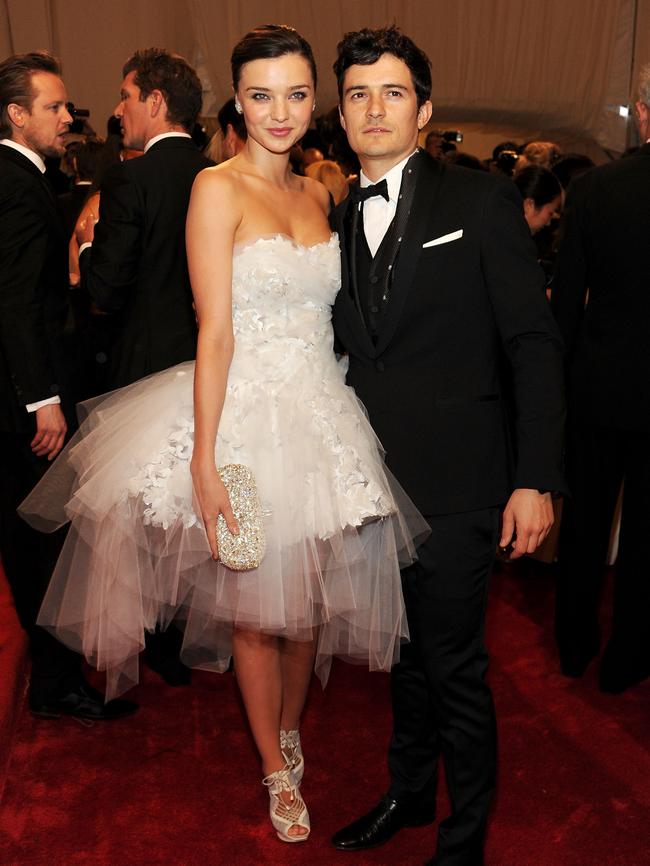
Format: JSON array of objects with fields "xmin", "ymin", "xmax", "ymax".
[{"xmin": 20, "ymin": 360, "xmax": 429, "ymax": 699}]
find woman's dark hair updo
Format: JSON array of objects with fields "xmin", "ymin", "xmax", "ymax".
[
  {"xmin": 514, "ymin": 164, "xmax": 562, "ymax": 208},
  {"xmin": 231, "ymin": 25, "xmax": 317, "ymax": 91}
]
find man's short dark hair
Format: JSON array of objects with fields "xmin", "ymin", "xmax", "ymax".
[
  {"xmin": 122, "ymin": 48, "xmax": 202, "ymax": 132},
  {"xmin": 217, "ymin": 98, "xmax": 247, "ymax": 141},
  {"xmin": 333, "ymin": 26, "xmax": 432, "ymax": 108},
  {"xmin": 0, "ymin": 50, "xmax": 61, "ymax": 138}
]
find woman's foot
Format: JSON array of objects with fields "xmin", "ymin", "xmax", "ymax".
[
  {"xmin": 262, "ymin": 765, "xmax": 310, "ymax": 842},
  {"xmin": 280, "ymin": 729, "xmax": 304, "ymax": 785}
]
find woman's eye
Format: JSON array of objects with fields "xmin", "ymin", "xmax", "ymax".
[
  {"xmin": 290, "ymin": 91, "xmax": 307, "ymax": 100},
  {"xmin": 251, "ymin": 93, "xmax": 269, "ymax": 100}
]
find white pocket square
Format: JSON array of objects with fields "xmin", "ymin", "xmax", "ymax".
[{"xmin": 422, "ymin": 229, "xmax": 463, "ymax": 248}]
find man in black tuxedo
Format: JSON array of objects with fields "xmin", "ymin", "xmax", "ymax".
[
  {"xmin": 77, "ymin": 48, "xmax": 212, "ymax": 389},
  {"xmin": 329, "ymin": 28, "xmax": 565, "ymax": 866},
  {"xmin": 0, "ymin": 51, "xmax": 136, "ymax": 720},
  {"xmin": 76, "ymin": 49, "xmax": 212, "ymax": 684},
  {"xmin": 551, "ymin": 64, "xmax": 650, "ymax": 694}
]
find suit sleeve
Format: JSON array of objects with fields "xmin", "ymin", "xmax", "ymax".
[
  {"xmin": 550, "ymin": 176, "xmax": 589, "ymax": 358},
  {"xmin": 480, "ymin": 176, "xmax": 567, "ymax": 494},
  {"xmin": 81, "ymin": 163, "xmax": 143, "ymax": 312},
  {"xmin": 0, "ymin": 179, "xmax": 60, "ymax": 406}
]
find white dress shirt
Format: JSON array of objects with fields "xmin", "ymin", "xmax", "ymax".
[
  {"xmin": 1, "ymin": 139, "xmax": 61, "ymax": 413},
  {"xmin": 0, "ymin": 138, "xmax": 46, "ymax": 173},
  {"xmin": 359, "ymin": 151, "xmax": 417, "ymax": 257},
  {"xmin": 144, "ymin": 131, "xmax": 192, "ymax": 152}
]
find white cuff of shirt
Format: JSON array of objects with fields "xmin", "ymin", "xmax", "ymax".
[
  {"xmin": 79, "ymin": 242, "xmax": 92, "ymax": 256},
  {"xmin": 26, "ymin": 395, "xmax": 61, "ymax": 413}
]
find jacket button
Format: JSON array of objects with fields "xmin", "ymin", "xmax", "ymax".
[
  {"xmin": 370, "ymin": 275, "xmax": 379, "ymax": 284},
  {"xmin": 376, "ymin": 360, "xmax": 385, "ymax": 372}
]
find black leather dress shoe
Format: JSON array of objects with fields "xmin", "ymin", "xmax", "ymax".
[
  {"xmin": 30, "ymin": 681, "xmax": 138, "ymax": 721},
  {"xmin": 331, "ymin": 795, "xmax": 435, "ymax": 851}
]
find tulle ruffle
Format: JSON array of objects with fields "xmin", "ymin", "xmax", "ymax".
[{"xmin": 21, "ymin": 362, "xmax": 428, "ymax": 699}]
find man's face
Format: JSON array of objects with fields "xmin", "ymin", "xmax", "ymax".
[
  {"xmin": 15, "ymin": 72, "xmax": 72, "ymax": 158},
  {"xmin": 114, "ymin": 71, "xmax": 151, "ymax": 150},
  {"xmin": 425, "ymin": 132, "xmax": 444, "ymax": 159},
  {"xmin": 339, "ymin": 53, "xmax": 432, "ymax": 178}
]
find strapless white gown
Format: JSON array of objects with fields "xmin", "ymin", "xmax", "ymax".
[{"xmin": 21, "ymin": 234, "xmax": 429, "ymax": 698}]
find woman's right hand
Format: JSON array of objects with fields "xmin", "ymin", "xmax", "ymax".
[{"xmin": 190, "ymin": 462, "xmax": 239, "ymax": 560}]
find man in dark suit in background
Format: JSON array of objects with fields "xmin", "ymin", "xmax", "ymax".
[
  {"xmin": 77, "ymin": 48, "xmax": 211, "ymax": 389},
  {"xmin": 0, "ymin": 51, "xmax": 136, "ymax": 720},
  {"xmin": 329, "ymin": 27, "xmax": 565, "ymax": 866},
  {"xmin": 551, "ymin": 63, "xmax": 650, "ymax": 694},
  {"xmin": 76, "ymin": 48, "xmax": 211, "ymax": 684}
]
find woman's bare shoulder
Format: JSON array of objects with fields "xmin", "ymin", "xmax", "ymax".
[{"xmin": 299, "ymin": 174, "xmax": 330, "ymax": 214}]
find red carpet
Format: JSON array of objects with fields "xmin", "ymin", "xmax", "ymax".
[
  {"xmin": 0, "ymin": 561, "xmax": 649, "ymax": 866},
  {"xmin": 0, "ymin": 562, "xmax": 28, "ymax": 807}
]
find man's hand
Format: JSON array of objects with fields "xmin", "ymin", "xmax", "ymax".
[
  {"xmin": 499, "ymin": 488, "xmax": 554, "ymax": 559},
  {"xmin": 31, "ymin": 404, "xmax": 67, "ymax": 460}
]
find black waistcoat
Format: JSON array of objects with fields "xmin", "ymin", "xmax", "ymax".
[{"xmin": 346, "ymin": 153, "xmax": 420, "ymax": 343}]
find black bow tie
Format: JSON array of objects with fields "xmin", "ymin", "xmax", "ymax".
[{"xmin": 350, "ymin": 178, "xmax": 389, "ymax": 203}]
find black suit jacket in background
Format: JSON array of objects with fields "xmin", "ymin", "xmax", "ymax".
[
  {"xmin": 331, "ymin": 151, "xmax": 566, "ymax": 515},
  {"xmin": 0, "ymin": 145, "xmax": 76, "ymax": 434},
  {"xmin": 80, "ymin": 137, "xmax": 212, "ymax": 388},
  {"xmin": 551, "ymin": 143, "xmax": 650, "ymax": 432}
]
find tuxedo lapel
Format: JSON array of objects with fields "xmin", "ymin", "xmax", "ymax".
[{"xmin": 375, "ymin": 153, "xmax": 445, "ymax": 355}]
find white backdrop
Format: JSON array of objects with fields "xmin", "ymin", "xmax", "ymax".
[{"xmin": 2, "ymin": 0, "xmax": 649, "ymax": 153}]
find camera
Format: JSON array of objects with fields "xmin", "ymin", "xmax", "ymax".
[
  {"xmin": 65, "ymin": 102, "xmax": 93, "ymax": 135},
  {"xmin": 66, "ymin": 102, "xmax": 90, "ymax": 119}
]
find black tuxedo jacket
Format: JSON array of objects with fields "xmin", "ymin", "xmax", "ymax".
[
  {"xmin": 0, "ymin": 145, "xmax": 76, "ymax": 435},
  {"xmin": 552, "ymin": 143, "xmax": 650, "ymax": 432},
  {"xmin": 80, "ymin": 136, "xmax": 212, "ymax": 388},
  {"xmin": 331, "ymin": 151, "xmax": 566, "ymax": 515}
]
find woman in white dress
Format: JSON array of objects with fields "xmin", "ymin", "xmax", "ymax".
[{"xmin": 21, "ymin": 25, "xmax": 427, "ymax": 842}]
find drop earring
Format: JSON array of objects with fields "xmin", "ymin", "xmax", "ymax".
[{"xmin": 235, "ymin": 100, "xmax": 243, "ymax": 114}]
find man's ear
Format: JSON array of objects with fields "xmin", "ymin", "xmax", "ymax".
[
  {"xmin": 149, "ymin": 89, "xmax": 164, "ymax": 118},
  {"xmin": 7, "ymin": 103, "xmax": 26, "ymax": 129},
  {"xmin": 338, "ymin": 105, "xmax": 347, "ymax": 132},
  {"xmin": 417, "ymin": 100, "xmax": 433, "ymax": 130}
]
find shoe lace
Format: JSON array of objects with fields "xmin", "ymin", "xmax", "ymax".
[{"xmin": 262, "ymin": 767, "xmax": 305, "ymax": 822}]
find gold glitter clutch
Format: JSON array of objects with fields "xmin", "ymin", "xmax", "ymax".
[{"xmin": 216, "ymin": 464, "xmax": 266, "ymax": 571}]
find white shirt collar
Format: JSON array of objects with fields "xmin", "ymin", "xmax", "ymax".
[
  {"xmin": 0, "ymin": 138, "xmax": 46, "ymax": 173},
  {"xmin": 360, "ymin": 150, "xmax": 418, "ymax": 203},
  {"xmin": 144, "ymin": 131, "xmax": 192, "ymax": 153}
]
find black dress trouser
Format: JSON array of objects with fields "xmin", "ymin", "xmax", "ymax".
[
  {"xmin": 0, "ymin": 431, "xmax": 81, "ymax": 704},
  {"xmin": 388, "ymin": 507, "xmax": 500, "ymax": 866},
  {"xmin": 556, "ymin": 416, "xmax": 650, "ymax": 675}
]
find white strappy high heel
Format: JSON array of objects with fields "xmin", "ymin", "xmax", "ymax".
[
  {"xmin": 262, "ymin": 765, "xmax": 310, "ymax": 843},
  {"xmin": 280, "ymin": 729, "xmax": 304, "ymax": 785}
]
